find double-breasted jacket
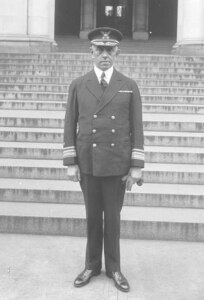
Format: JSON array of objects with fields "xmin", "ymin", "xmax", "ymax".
[{"xmin": 63, "ymin": 68, "xmax": 144, "ymax": 176}]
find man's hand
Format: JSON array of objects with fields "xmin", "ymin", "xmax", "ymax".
[
  {"xmin": 67, "ymin": 165, "xmax": 81, "ymax": 182},
  {"xmin": 122, "ymin": 167, "xmax": 142, "ymax": 191}
]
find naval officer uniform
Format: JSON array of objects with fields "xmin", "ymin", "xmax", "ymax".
[{"xmin": 63, "ymin": 27, "xmax": 145, "ymax": 292}]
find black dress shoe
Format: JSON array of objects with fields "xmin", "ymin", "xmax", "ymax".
[
  {"xmin": 74, "ymin": 268, "xmax": 101, "ymax": 287},
  {"xmin": 106, "ymin": 271, "xmax": 130, "ymax": 292}
]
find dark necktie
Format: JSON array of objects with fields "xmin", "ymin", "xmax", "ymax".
[{"xmin": 100, "ymin": 72, "xmax": 108, "ymax": 91}]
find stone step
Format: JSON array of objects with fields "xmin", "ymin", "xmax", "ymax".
[
  {"xmin": 1, "ymin": 64, "xmax": 204, "ymax": 74},
  {"xmin": 0, "ymin": 178, "xmax": 203, "ymax": 209},
  {"xmin": 1, "ymin": 100, "xmax": 203, "ymax": 114},
  {"xmin": 0, "ymin": 201, "xmax": 204, "ymax": 241},
  {"xmin": 1, "ymin": 91, "xmax": 203, "ymax": 105},
  {"xmin": 0, "ymin": 142, "xmax": 203, "ymax": 164},
  {"xmin": 146, "ymin": 146, "xmax": 204, "ymax": 164},
  {"xmin": 1, "ymin": 53, "xmax": 204, "ymax": 62},
  {"xmin": 0, "ymin": 54, "xmax": 202, "ymax": 61},
  {"xmin": 0, "ymin": 57, "xmax": 201, "ymax": 64},
  {"xmin": 0, "ymin": 127, "xmax": 64, "ymax": 143},
  {"xmin": 0, "ymin": 100, "xmax": 66, "ymax": 111},
  {"xmin": 2, "ymin": 60, "xmax": 204, "ymax": 69},
  {"xmin": 0, "ymin": 127, "xmax": 203, "ymax": 147},
  {"xmin": 0, "ymin": 58, "xmax": 203, "ymax": 65},
  {"xmin": 1, "ymin": 75, "xmax": 204, "ymax": 88},
  {"xmin": 0, "ymin": 83, "xmax": 68, "ymax": 93},
  {"xmin": 143, "ymin": 103, "xmax": 204, "ymax": 114},
  {"xmin": 0, "ymin": 158, "xmax": 203, "ymax": 184},
  {"xmin": 143, "ymin": 95, "xmax": 204, "ymax": 105},
  {"xmin": 1, "ymin": 71, "xmax": 203, "ymax": 81},
  {"xmin": 1, "ymin": 83, "xmax": 204, "ymax": 96},
  {"xmin": 0, "ymin": 91, "xmax": 66, "ymax": 101},
  {"xmin": 144, "ymin": 131, "xmax": 204, "ymax": 147},
  {"xmin": 1, "ymin": 54, "xmax": 204, "ymax": 63},
  {"xmin": 0, "ymin": 110, "xmax": 203, "ymax": 132}
]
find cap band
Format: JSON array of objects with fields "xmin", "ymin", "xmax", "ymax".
[{"xmin": 91, "ymin": 39, "xmax": 119, "ymax": 46}]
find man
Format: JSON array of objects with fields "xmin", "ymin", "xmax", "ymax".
[{"xmin": 63, "ymin": 27, "xmax": 144, "ymax": 293}]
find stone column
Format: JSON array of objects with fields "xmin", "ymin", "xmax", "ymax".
[
  {"xmin": 28, "ymin": 0, "xmax": 55, "ymax": 41},
  {"xmin": 0, "ymin": 0, "xmax": 56, "ymax": 52},
  {"xmin": 173, "ymin": 0, "xmax": 204, "ymax": 55},
  {"xmin": 132, "ymin": 0, "xmax": 149, "ymax": 40},
  {"xmin": 80, "ymin": 0, "xmax": 97, "ymax": 39}
]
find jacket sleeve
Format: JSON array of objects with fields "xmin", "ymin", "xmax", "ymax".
[
  {"xmin": 63, "ymin": 80, "xmax": 79, "ymax": 166},
  {"xmin": 130, "ymin": 80, "xmax": 145, "ymax": 168}
]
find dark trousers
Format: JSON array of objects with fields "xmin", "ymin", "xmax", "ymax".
[{"xmin": 80, "ymin": 173, "xmax": 126, "ymax": 273}]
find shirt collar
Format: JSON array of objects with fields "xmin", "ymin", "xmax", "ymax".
[{"xmin": 94, "ymin": 65, "xmax": 114, "ymax": 84}]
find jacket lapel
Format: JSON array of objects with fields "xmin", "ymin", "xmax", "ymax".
[
  {"xmin": 85, "ymin": 70, "xmax": 103, "ymax": 100},
  {"xmin": 95, "ymin": 69, "xmax": 125, "ymax": 114}
]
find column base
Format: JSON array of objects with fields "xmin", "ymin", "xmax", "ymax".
[
  {"xmin": 132, "ymin": 31, "xmax": 149, "ymax": 40},
  {"xmin": 79, "ymin": 30, "xmax": 90, "ymax": 39},
  {"xmin": 172, "ymin": 42, "xmax": 204, "ymax": 56},
  {"xmin": 0, "ymin": 37, "xmax": 58, "ymax": 53}
]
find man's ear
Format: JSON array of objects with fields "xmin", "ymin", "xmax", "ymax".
[
  {"xmin": 116, "ymin": 47, "xmax": 121, "ymax": 56},
  {"xmin": 90, "ymin": 46, "xmax": 95, "ymax": 58}
]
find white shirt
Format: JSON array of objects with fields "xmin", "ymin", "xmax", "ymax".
[{"xmin": 94, "ymin": 65, "xmax": 113, "ymax": 84}]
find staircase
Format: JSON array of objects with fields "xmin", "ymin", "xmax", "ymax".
[{"xmin": 0, "ymin": 53, "xmax": 204, "ymax": 241}]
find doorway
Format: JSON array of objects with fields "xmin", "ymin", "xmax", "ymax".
[
  {"xmin": 55, "ymin": 0, "xmax": 81, "ymax": 35},
  {"xmin": 97, "ymin": 0, "xmax": 133, "ymax": 37},
  {"xmin": 149, "ymin": 0, "xmax": 178, "ymax": 38}
]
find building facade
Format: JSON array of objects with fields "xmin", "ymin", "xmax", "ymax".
[{"xmin": 0, "ymin": 0, "xmax": 204, "ymax": 55}]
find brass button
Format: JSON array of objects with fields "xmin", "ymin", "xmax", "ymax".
[
  {"xmin": 93, "ymin": 143, "xmax": 97, "ymax": 147},
  {"xmin": 111, "ymin": 115, "xmax": 116, "ymax": 120},
  {"xmin": 92, "ymin": 129, "xmax": 96, "ymax": 133},
  {"xmin": 111, "ymin": 143, "xmax": 115, "ymax": 147},
  {"xmin": 111, "ymin": 129, "xmax": 116, "ymax": 133}
]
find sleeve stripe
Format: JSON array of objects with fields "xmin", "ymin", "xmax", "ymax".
[
  {"xmin": 132, "ymin": 148, "xmax": 144, "ymax": 153},
  {"xmin": 131, "ymin": 148, "xmax": 145, "ymax": 161},
  {"xmin": 63, "ymin": 146, "xmax": 76, "ymax": 158},
  {"xmin": 63, "ymin": 146, "xmax": 75, "ymax": 150}
]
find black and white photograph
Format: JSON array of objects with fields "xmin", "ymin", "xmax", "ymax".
[{"xmin": 0, "ymin": 0, "xmax": 204, "ymax": 299}]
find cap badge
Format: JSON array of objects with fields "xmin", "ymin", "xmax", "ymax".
[{"xmin": 101, "ymin": 31, "xmax": 111, "ymax": 40}]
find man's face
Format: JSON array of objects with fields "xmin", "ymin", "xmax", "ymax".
[{"xmin": 90, "ymin": 45, "xmax": 120, "ymax": 71}]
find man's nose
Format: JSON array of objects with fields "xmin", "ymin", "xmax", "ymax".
[{"xmin": 101, "ymin": 50, "xmax": 109, "ymax": 57}]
